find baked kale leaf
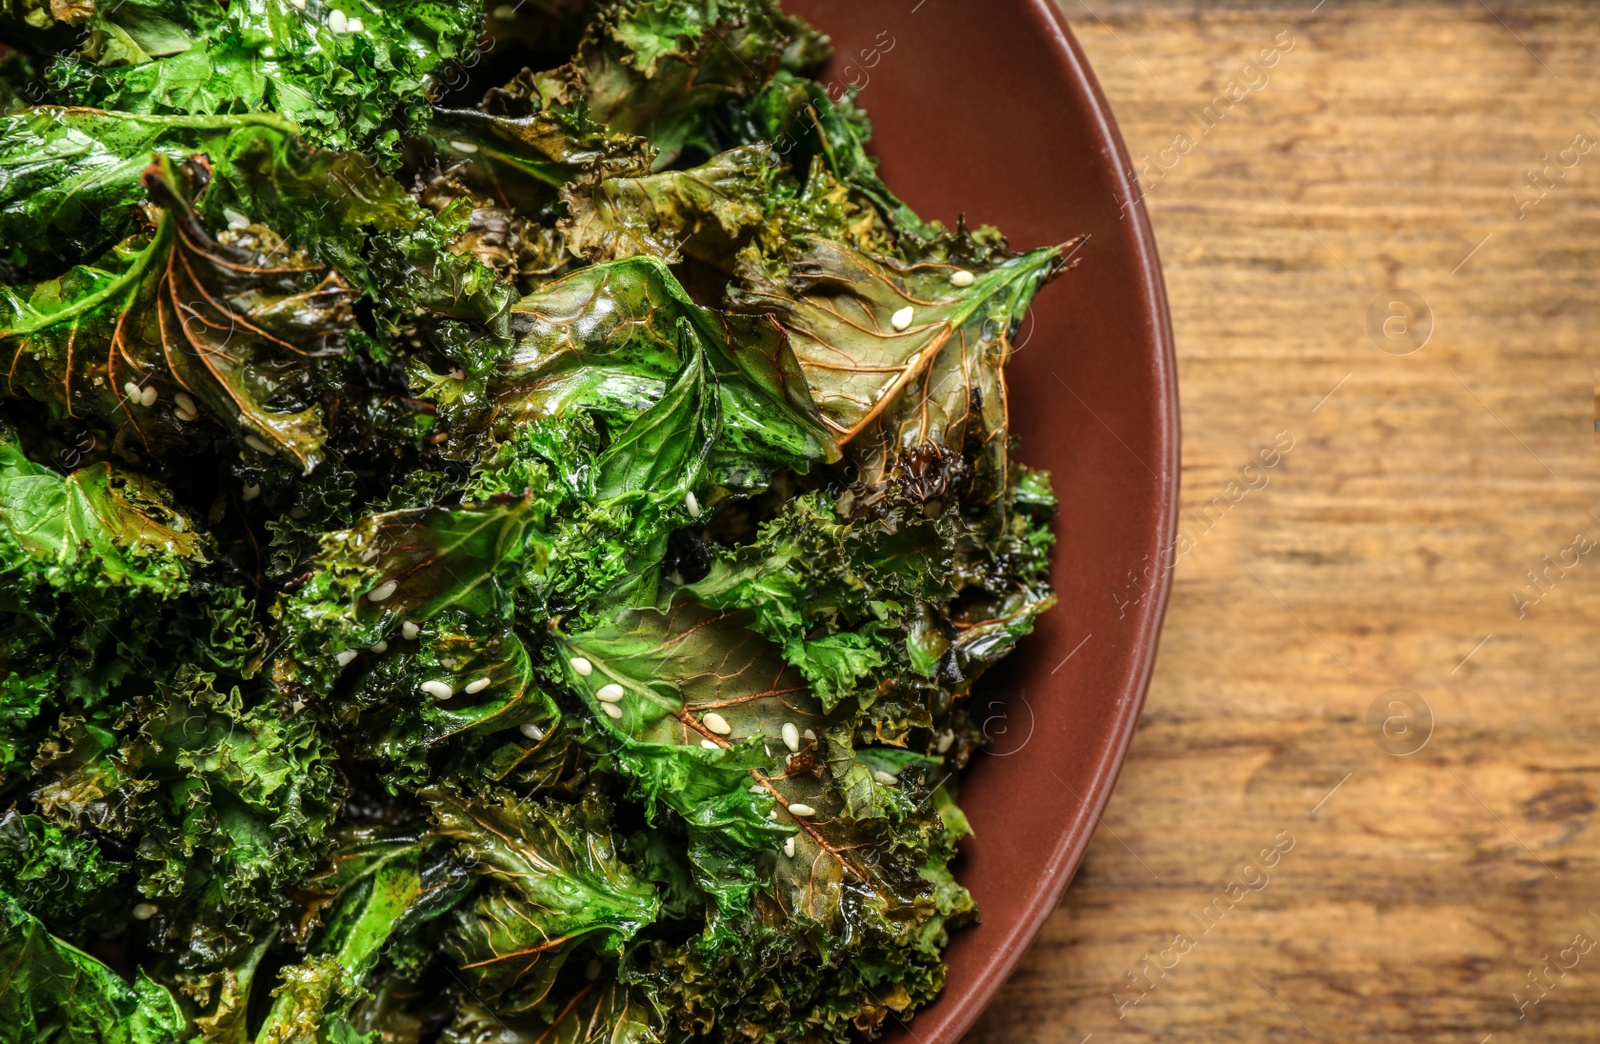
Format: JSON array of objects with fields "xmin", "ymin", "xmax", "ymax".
[{"xmin": 0, "ymin": 0, "xmax": 1065, "ymax": 1041}]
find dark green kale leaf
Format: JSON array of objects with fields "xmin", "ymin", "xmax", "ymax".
[
  {"xmin": 0, "ymin": 152, "xmax": 355, "ymax": 471},
  {"xmin": 426, "ymin": 785, "xmax": 659, "ymax": 1014},
  {"xmin": 732, "ymin": 236, "xmax": 1061, "ymax": 512},
  {"xmin": 30, "ymin": 667, "xmax": 343, "ymax": 964}
]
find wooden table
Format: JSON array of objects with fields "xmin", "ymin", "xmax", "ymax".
[{"xmin": 967, "ymin": 2, "xmax": 1600, "ymax": 1041}]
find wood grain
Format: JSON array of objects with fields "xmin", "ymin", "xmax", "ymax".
[{"xmin": 966, "ymin": 2, "xmax": 1600, "ymax": 1041}]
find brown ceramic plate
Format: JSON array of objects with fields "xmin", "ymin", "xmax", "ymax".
[{"xmin": 782, "ymin": 1, "xmax": 1180, "ymax": 1039}]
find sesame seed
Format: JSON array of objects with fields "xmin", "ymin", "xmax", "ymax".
[
  {"xmin": 122, "ymin": 381, "xmax": 141, "ymax": 400},
  {"xmin": 700, "ymin": 738, "xmax": 719, "ymax": 749},
  {"xmin": 346, "ymin": 16, "xmax": 364, "ymax": 32},
  {"xmin": 289, "ymin": 507, "xmax": 308, "ymax": 520},
  {"xmin": 788, "ymin": 803, "xmax": 816, "ymax": 817},
  {"xmin": 783, "ymin": 836, "xmax": 796, "ymax": 858},
  {"xmin": 368, "ymin": 640, "xmax": 387, "ymax": 653},
  {"xmin": 174, "ymin": 391, "xmax": 196, "ymax": 413},
  {"xmin": 366, "ymin": 580, "xmax": 398, "ymax": 602},
  {"xmin": 936, "ymin": 730, "xmax": 954, "ymax": 753},
  {"xmin": 327, "ymin": 9, "xmax": 348, "ymax": 33},
  {"xmin": 224, "ymin": 208, "xmax": 250, "ymax": 231},
  {"xmin": 244, "ymin": 434, "xmax": 275, "ymax": 455},
  {"xmin": 596, "ymin": 683, "xmax": 625, "ymax": 703},
  {"xmin": 289, "ymin": 0, "xmax": 305, "ymax": 8},
  {"xmin": 464, "ymin": 677, "xmax": 490, "ymax": 694},
  {"xmin": 173, "ymin": 407, "xmax": 197, "ymax": 423},
  {"xmin": 702, "ymin": 711, "xmax": 731, "ymax": 735},
  {"xmin": 950, "ymin": 269, "xmax": 975, "ymax": 287},
  {"xmin": 685, "ymin": 491, "xmax": 700, "ymax": 518},
  {"xmin": 873, "ymin": 770, "xmax": 898, "ymax": 785},
  {"xmin": 781, "ymin": 722, "xmax": 800, "ymax": 752},
  {"xmin": 132, "ymin": 902, "xmax": 159, "ymax": 921},
  {"xmin": 890, "ymin": 305, "xmax": 914, "ymax": 331},
  {"xmin": 767, "ymin": 809, "xmax": 777, "ymax": 820},
  {"xmin": 241, "ymin": 483, "xmax": 261, "ymax": 501},
  {"xmin": 421, "ymin": 680, "xmax": 453, "ymax": 700},
  {"xmin": 601, "ymin": 702, "xmax": 623, "ymax": 720},
  {"xmin": 492, "ymin": 3, "xmax": 517, "ymax": 16},
  {"xmin": 519, "ymin": 722, "xmax": 545, "ymax": 741},
  {"xmin": 440, "ymin": 658, "xmax": 457, "ymax": 669},
  {"xmin": 569, "ymin": 656, "xmax": 593, "ymax": 676},
  {"xmin": 335, "ymin": 649, "xmax": 357, "ymax": 667},
  {"xmin": 139, "ymin": 385, "xmax": 158, "ymax": 407},
  {"xmin": 401, "ymin": 621, "xmax": 420, "ymax": 640},
  {"xmin": 449, "ymin": 140, "xmax": 479, "ymax": 154},
  {"xmin": 359, "ymin": 547, "xmax": 378, "ymax": 564},
  {"xmin": 749, "ymin": 784, "xmax": 764, "ymax": 793},
  {"xmin": 803, "ymin": 728, "xmax": 816, "ymax": 742}
]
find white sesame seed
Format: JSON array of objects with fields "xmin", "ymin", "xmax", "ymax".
[
  {"xmin": 519, "ymin": 722, "xmax": 545, "ymax": 741},
  {"xmin": 702, "ymin": 712, "xmax": 731, "ymax": 735},
  {"xmin": 244, "ymin": 434, "xmax": 275, "ymax": 455},
  {"xmin": 596, "ymin": 683, "xmax": 625, "ymax": 703},
  {"xmin": 767, "ymin": 809, "xmax": 777, "ymax": 820},
  {"xmin": 449, "ymin": 140, "xmax": 479, "ymax": 154},
  {"xmin": 132, "ymin": 902, "xmax": 159, "ymax": 920},
  {"xmin": 700, "ymin": 738, "xmax": 719, "ymax": 749},
  {"xmin": 139, "ymin": 385, "xmax": 158, "ymax": 407},
  {"xmin": 950, "ymin": 269, "xmax": 975, "ymax": 287},
  {"xmin": 873, "ymin": 770, "xmax": 898, "ymax": 785},
  {"xmin": 173, "ymin": 406, "xmax": 197, "ymax": 422},
  {"xmin": 289, "ymin": 0, "xmax": 305, "ymax": 9},
  {"xmin": 335, "ymin": 649, "xmax": 357, "ymax": 667},
  {"xmin": 569, "ymin": 656, "xmax": 593, "ymax": 676},
  {"xmin": 359, "ymin": 546, "xmax": 378, "ymax": 564},
  {"xmin": 368, "ymin": 640, "xmax": 387, "ymax": 653},
  {"xmin": 464, "ymin": 677, "xmax": 490, "ymax": 694},
  {"xmin": 401, "ymin": 620, "xmax": 420, "ymax": 640},
  {"xmin": 787, "ymin": 803, "xmax": 816, "ymax": 817},
  {"xmin": 803, "ymin": 728, "xmax": 816, "ymax": 742},
  {"xmin": 421, "ymin": 680, "xmax": 453, "ymax": 700},
  {"xmin": 241, "ymin": 483, "xmax": 261, "ymax": 501},
  {"xmin": 936, "ymin": 730, "xmax": 954, "ymax": 753},
  {"xmin": 366, "ymin": 580, "xmax": 398, "ymax": 603},
  {"xmin": 174, "ymin": 391, "xmax": 196, "ymax": 414},
  {"xmin": 440, "ymin": 658, "xmax": 457, "ymax": 669},
  {"xmin": 685, "ymin": 491, "xmax": 700, "ymax": 518},
  {"xmin": 601, "ymin": 702, "xmax": 623, "ymax": 719},
  {"xmin": 781, "ymin": 722, "xmax": 800, "ymax": 752},
  {"xmin": 890, "ymin": 305, "xmax": 914, "ymax": 331},
  {"xmin": 224, "ymin": 208, "xmax": 250, "ymax": 231},
  {"xmin": 783, "ymin": 836, "xmax": 796, "ymax": 858},
  {"xmin": 123, "ymin": 381, "xmax": 141, "ymax": 400},
  {"xmin": 327, "ymin": 9, "xmax": 348, "ymax": 33},
  {"xmin": 749, "ymin": 784, "xmax": 764, "ymax": 793},
  {"xmin": 346, "ymin": 16, "xmax": 364, "ymax": 33}
]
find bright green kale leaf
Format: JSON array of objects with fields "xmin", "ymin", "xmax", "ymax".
[
  {"xmin": 0, "ymin": 891, "xmax": 186, "ymax": 1044},
  {"xmin": 0, "ymin": 425, "xmax": 207, "ymax": 592},
  {"xmin": 493, "ymin": 255, "xmax": 837, "ymax": 488},
  {"xmin": 0, "ymin": 809, "xmax": 130, "ymax": 929},
  {"xmin": 49, "ymin": 0, "xmax": 484, "ymax": 155},
  {"xmin": 0, "ymin": 153, "xmax": 355, "ymax": 471}
]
